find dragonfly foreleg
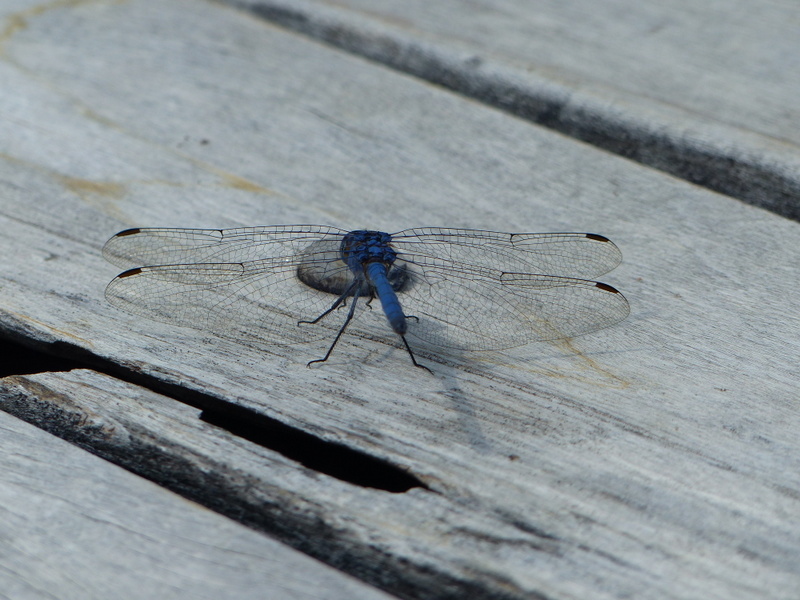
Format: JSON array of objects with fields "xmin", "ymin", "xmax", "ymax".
[{"xmin": 364, "ymin": 291, "xmax": 376, "ymax": 310}]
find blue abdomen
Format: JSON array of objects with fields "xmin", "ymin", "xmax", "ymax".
[{"xmin": 366, "ymin": 261, "xmax": 407, "ymax": 335}]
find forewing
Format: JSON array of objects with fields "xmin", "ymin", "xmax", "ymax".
[
  {"xmin": 103, "ymin": 225, "xmax": 349, "ymax": 269},
  {"xmin": 391, "ymin": 228, "xmax": 622, "ymax": 279},
  {"xmin": 398, "ymin": 260, "xmax": 630, "ymax": 350}
]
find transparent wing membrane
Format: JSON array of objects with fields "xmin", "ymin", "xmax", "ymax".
[{"xmin": 103, "ymin": 226, "xmax": 629, "ymax": 359}]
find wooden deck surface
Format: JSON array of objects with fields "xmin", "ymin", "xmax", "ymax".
[
  {"xmin": 1, "ymin": 0, "xmax": 799, "ymax": 599},
  {"xmin": 224, "ymin": 0, "xmax": 800, "ymax": 219},
  {"xmin": 0, "ymin": 405, "xmax": 396, "ymax": 600}
]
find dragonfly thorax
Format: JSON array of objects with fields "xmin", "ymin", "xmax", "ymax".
[{"xmin": 340, "ymin": 230, "xmax": 397, "ymax": 274}]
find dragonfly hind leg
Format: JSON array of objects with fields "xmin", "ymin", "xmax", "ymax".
[{"xmin": 401, "ymin": 336, "xmax": 432, "ymax": 374}]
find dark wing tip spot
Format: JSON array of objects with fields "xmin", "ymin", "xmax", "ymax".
[
  {"xmin": 595, "ymin": 282, "xmax": 620, "ymax": 293},
  {"xmin": 585, "ymin": 233, "xmax": 611, "ymax": 242},
  {"xmin": 118, "ymin": 267, "xmax": 143, "ymax": 278},
  {"xmin": 116, "ymin": 228, "xmax": 142, "ymax": 237}
]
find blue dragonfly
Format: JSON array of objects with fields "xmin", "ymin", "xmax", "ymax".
[{"xmin": 103, "ymin": 226, "xmax": 629, "ymax": 371}]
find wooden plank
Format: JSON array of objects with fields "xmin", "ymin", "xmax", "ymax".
[
  {"xmin": 0, "ymin": 405, "xmax": 396, "ymax": 600},
  {"xmin": 223, "ymin": 0, "xmax": 800, "ymax": 218},
  {"xmin": 0, "ymin": 0, "xmax": 798, "ymax": 599}
]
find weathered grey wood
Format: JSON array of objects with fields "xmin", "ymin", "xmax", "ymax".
[
  {"xmin": 0, "ymin": 0, "xmax": 799, "ymax": 599},
  {"xmin": 0, "ymin": 405, "xmax": 396, "ymax": 600},
  {"xmin": 222, "ymin": 0, "xmax": 800, "ymax": 219}
]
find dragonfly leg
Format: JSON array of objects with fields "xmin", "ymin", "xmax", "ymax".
[
  {"xmin": 307, "ymin": 284, "xmax": 361, "ymax": 367},
  {"xmin": 298, "ymin": 280, "xmax": 359, "ymax": 326},
  {"xmin": 364, "ymin": 291, "xmax": 376, "ymax": 310},
  {"xmin": 401, "ymin": 336, "xmax": 433, "ymax": 374}
]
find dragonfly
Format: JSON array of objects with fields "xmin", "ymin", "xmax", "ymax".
[{"xmin": 103, "ymin": 225, "xmax": 629, "ymax": 371}]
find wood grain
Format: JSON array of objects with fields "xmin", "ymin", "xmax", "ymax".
[
  {"xmin": 0, "ymin": 0, "xmax": 798, "ymax": 599},
  {"xmin": 0, "ymin": 405, "xmax": 396, "ymax": 600},
  {"xmin": 224, "ymin": 0, "xmax": 800, "ymax": 218}
]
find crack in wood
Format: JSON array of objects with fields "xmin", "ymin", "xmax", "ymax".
[
  {"xmin": 0, "ymin": 334, "xmax": 427, "ymax": 493},
  {"xmin": 201, "ymin": 404, "xmax": 426, "ymax": 492}
]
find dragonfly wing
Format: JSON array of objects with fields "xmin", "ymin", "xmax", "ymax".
[
  {"xmin": 397, "ymin": 260, "xmax": 630, "ymax": 350},
  {"xmin": 391, "ymin": 228, "xmax": 622, "ymax": 279},
  {"xmin": 102, "ymin": 225, "xmax": 629, "ymax": 354},
  {"xmin": 105, "ymin": 254, "xmax": 358, "ymax": 346},
  {"xmin": 102, "ymin": 225, "xmax": 349, "ymax": 269}
]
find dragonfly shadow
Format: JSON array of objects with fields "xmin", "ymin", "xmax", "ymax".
[{"xmin": 443, "ymin": 384, "xmax": 494, "ymax": 453}]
